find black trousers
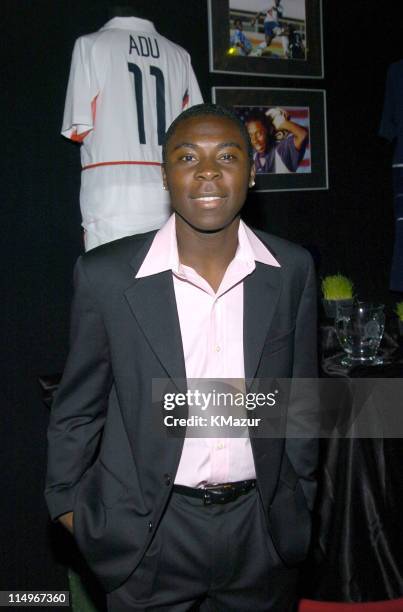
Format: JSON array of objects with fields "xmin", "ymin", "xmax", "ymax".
[{"xmin": 107, "ymin": 487, "xmax": 299, "ymax": 611}]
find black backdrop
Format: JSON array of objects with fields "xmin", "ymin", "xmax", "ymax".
[{"xmin": 2, "ymin": 0, "xmax": 402, "ymax": 596}]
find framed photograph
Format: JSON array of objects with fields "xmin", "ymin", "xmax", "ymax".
[
  {"xmin": 212, "ymin": 86, "xmax": 328, "ymax": 192},
  {"xmin": 208, "ymin": 0, "xmax": 323, "ymax": 79}
]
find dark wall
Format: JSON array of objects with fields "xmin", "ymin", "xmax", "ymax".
[{"xmin": 2, "ymin": 0, "xmax": 402, "ymax": 595}]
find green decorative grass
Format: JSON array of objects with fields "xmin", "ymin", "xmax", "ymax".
[
  {"xmin": 321, "ymin": 274, "xmax": 354, "ymax": 300},
  {"xmin": 68, "ymin": 568, "xmax": 101, "ymax": 612},
  {"xmin": 395, "ymin": 301, "xmax": 403, "ymax": 321}
]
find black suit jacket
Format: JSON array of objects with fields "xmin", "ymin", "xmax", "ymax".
[{"xmin": 45, "ymin": 227, "xmax": 318, "ymax": 592}]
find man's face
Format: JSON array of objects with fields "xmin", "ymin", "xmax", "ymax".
[
  {"xmin": 162, "ymin": 115, "xmax": 255, "ymax": 233},
  {"xmin": 246, "ymin": 120, "xmax": 267, "ymax": 154}
]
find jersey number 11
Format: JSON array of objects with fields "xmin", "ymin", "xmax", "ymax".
[{"xmin": 128, "ymin": 62, "xmax": 166, "ymax": 146}]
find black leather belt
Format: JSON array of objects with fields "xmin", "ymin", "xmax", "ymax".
[{"xmin": 173, "ymin": 480, "xmax": 256, "ymax": 505}]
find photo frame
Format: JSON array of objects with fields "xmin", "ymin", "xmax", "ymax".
[
  {"xmin": 208, "ymin": 0, "xmax": 323, "ymax": 79},
  {"xmin": 212, "ymin": 87, "xmax": 328, "ymax": 192}
]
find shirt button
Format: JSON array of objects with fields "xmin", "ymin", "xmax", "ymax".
[
  {"xmin": 163, "ymin": 473, "xmax": 172, "ymax": 486},
  {"xmin": 215, "ymin": 345, "xmax": 221, "ymax": 352},
  {"xmin": 148, "ymin": 521, "xmax": 153, "ymax": 532},
  {"xmin": 217, "ymin": 442, "xmax": 224, "ymax": 450}
]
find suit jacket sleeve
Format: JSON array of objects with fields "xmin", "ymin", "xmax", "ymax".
[
  {"xmin": 286, "ymin": 251, "xmax": 318, "ymax": 511},
  {"xmin": 45, "ymin": 256, "xmax": 112, "ymax": 520}
]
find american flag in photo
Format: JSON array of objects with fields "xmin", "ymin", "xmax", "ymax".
[
  {"xmin": 182, "ymin": 89, "xmax": 190, "ymax": 109},
  {"xmin": 283, "ymin": 107, "xmax": 311, "ymax": 173},
  {"xmin": 236, "ymin": 106, "xmax": 311, "ymax": 174}
]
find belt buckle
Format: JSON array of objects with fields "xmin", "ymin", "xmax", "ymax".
[
  {"xmin": 203, "ymin": 490, "xmax": 213, "ymax": 505},
  {"xmin": 203, "ymin": 485, "xmax": 236, "ymax": 505}
]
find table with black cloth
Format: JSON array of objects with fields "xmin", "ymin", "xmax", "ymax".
[{"xmin": 301, "ymin": 324, "xmax": 403, "ymax": 602}]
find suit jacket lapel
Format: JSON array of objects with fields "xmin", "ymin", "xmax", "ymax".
[
  {"xmin": 244, "ymin": 261, "xmax": 282, "ymax": 382},
  {"xmin": 124, "ymin": 244, "xmax": 187, "ymax": 387}
]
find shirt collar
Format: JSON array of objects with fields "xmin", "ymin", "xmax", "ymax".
[
  {"xmin": 135, "ymin": 214, "xmax": 280, "ymax": 279},
  {"xmin": 238, "ymin": 221, "xmax": 280, "ymax": 267},
  {"xmin": 101, "ymin": 17, "xmax": 157, "ymax": 33}
]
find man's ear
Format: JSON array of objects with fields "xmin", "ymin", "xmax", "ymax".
[
  {"xmin": 249, "ymin": 163, "xmax": 256, "ymax": 188},
  {"xmin": 161, "ymin": 165, "xmax": 168, "ymax": 190}
]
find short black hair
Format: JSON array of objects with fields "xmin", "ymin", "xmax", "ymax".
[
  {"xmin": 162, "ymin": 103, "xmax": 254, "ymax": 165},
  {"xmin": 244, "ymin": 109, "xmax": 274, "ymax": 139},
  {"xmin": 244, "ymin": 109, "xmax": 271, "ymax": 130}
]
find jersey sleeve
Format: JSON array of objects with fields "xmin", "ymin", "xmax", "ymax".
[
  {"xmin": 379, "ymin": 64, "xmax": 397, "ymax": 142},
  {"xmin": 276, "ymin": 135, "xmax": 307, "ymax": 172},
  {"xmin": 61, "ymin": 37, "xmax": 100, "ymax": 142},
  {"xmin": 182, "ymin": 53, "xmax": 203, "ymax": 110}
]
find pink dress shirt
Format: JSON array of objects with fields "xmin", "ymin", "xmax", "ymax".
[{"xmin": 136, "ymin": 214, "xmax": 280, "ymax": 487}]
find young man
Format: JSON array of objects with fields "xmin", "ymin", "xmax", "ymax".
[
  {"xmin": 46, "ymin": 104, "xmax": 318, "ymax": 611},
  {"xmin": 230, "ymin": 19, "xmax": 253, "ymax": 56},
  {"xmin": 252, "ymin": 1, "xmax": 289, "ymax": 57},
  {"xmin": 245, "ymin": 108, "xmax": 308, "ymax": 174}
]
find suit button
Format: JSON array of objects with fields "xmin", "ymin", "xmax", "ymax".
[
  {"xmin": 163, "ymin": 473, "xmax": 172, "ymax": 486},
  {"xmin": 148, "ymin": 521, "xmax": 153, "ymax": 532}
]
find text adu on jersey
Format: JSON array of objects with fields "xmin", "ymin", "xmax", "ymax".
[{"xmin": 129, "ymin": 35, "xmax": 160, "ymax": 58}]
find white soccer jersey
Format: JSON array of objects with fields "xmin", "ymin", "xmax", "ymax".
[
  {"xmin": 265, "ymin": 4, "xmax": 284, "ymax": 23},
  {"xmin": 62, "ymin": 17, "xmax": 203, "ymax": 250}
]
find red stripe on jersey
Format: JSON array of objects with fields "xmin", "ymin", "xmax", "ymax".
[
  {"xmin": 68, "ymin": 94, "xmax": 99, "ymax": 142},
  {"xmin": 182, "ymin": 89, "xmax": 189, "ymax": 109},
  {"xmin": 91, "ymin": 94, "xmax": 98, "ymax": 124},
  {"xmin": 70, "ymin": 129, "xmax": 91, "ymax": 142},
  {"xmin": 82, "ymin": 160, "xmax": 162, "ymax": 170}
]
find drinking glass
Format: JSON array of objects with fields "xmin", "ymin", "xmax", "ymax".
[{"xmin": 335, "ymin": 302, "xmax": 385, "ymax": 366}]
